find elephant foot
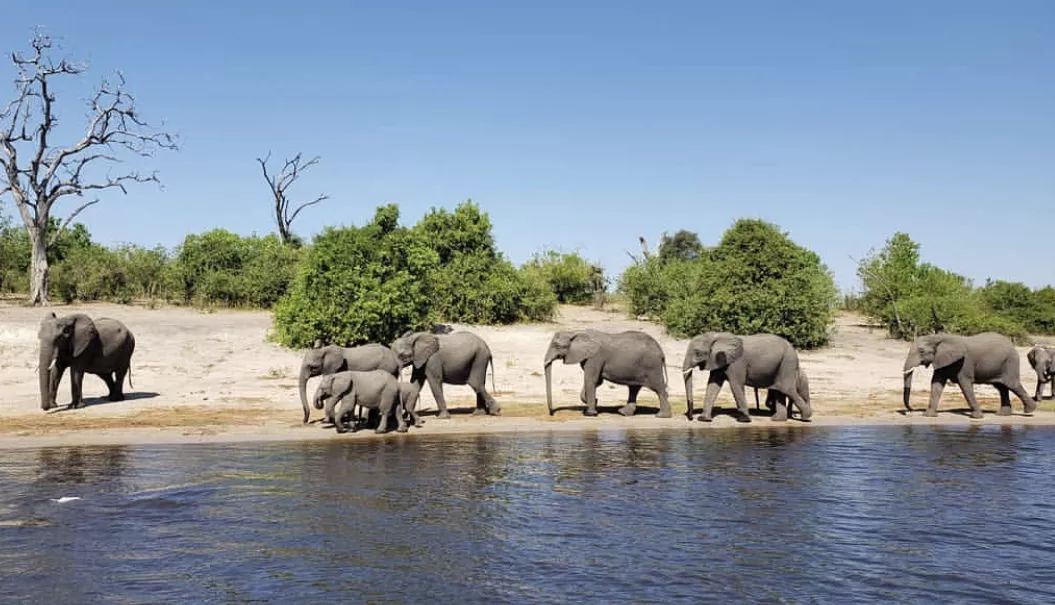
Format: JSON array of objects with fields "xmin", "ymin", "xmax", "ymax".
[
  {"xmin": 108, "ymin": 392, "xmax": 124, "ymax": 402},
  {"xmin": 698, "ymin": 415, "xmax": 712, "ymax": 423},
  {"xmin": 583, "ymin": 408, "xmax": 599, "ymax": 417},
  {"xmin": 617, "ymin": 404, "xmax": 636, "ymax": 417},
  {"xmin": 1024, "ymin": 400, "xmax": 1038, "ymax": 415},
  {"xmin": 736, "ymin": 414, "xmax": 752, "ymax": 423},
  {"xmin": 374, "ymin": 427, "xmax": 388, "ymax": 434},
  {"xmin": 997, "ymin": 406, "xmax": 1013, "ymax": 417},
  {"xmin": 655, "ymin": 409, "xmax": 672, "ymax": 419},
  {"xmin": 396, "ymin": 426, "xmax": 409, "ymax": 433},
  {"xmin": 472, "ymin": 408, "xmax": 487, "ymax": 416},
  {"xmin": 969, "ymin": 410, "xmax": 984, "ymax": 420},
  {"xmin": 771, "ymin": 414, "xmax": 788, "ymax": 422},
  {"xmin": 923, "ymin": 411, "xmax": 938, "ymax": 418},
  {"xmin": 437, "ymin": 411, "xmax": 451, "ymax": 420}
]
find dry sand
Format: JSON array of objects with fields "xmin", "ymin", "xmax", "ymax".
[{"xmin": 2, "ymin": 301, "xmax": 1054, "ymax": 449}]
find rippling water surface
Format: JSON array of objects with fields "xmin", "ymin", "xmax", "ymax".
[{"xmin": 2, "ymin": 425, "xmax": 1055, "ymax": 603}]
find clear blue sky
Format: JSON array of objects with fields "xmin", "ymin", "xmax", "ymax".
[{"xmin": 1, "ymin": 1, "xmax": 1052, "ymax": 290}]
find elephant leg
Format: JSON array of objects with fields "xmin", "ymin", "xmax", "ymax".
[
  {"xmin": 582, "ymin": 364, "xmax": 601, "ymax": 416},
  {"xmin": 375, "ymin": 401, "xmax": 391, "ymax": 434},
  {"xmin": 619, "ymin": 385, "xmax": 641, "ymax": 417},
  {"xmin": 727, "ymin": 381, "xmax": 751, "ymax": 423},
  {"xmin": 50, "ymin": 364, "xmax": 68, "ymax": 408},
  {"xmin": 111, "ymin": 368, "xmax": 127, "ymax": 401},
  {"xmin": 100, "ymin": 372, "xmax": 117, "ymax": 399},
  {"xmin": 954, "ymin": 377, "xmax": 982, "ymax": 419},
  {"xmin": 699, "ymin": 373, "xmax": 725, "ymax": 422},
  {"xmin": 771, "ymin": 391, "xmax": 789, "ymax": 422},
  {"xmin": 469, "ymin": 361, "xmax": 499, "ymax": 416},
  {"xmin": 427, "ymin": 372, "xmax": 450, "ymax": 419},
  {"xmin": 925, "ymin": 378, "xmax": 947, "ymax": 417},
  {"xmin": 649, "ymin": 369, "xmax": 672, "ymax": 418},
  {"xmin": 69, "ymin": 370, "xmax": 84, "ymax": 409},
  {"xmin": 995, "ymin": 384, "xmax": 1012, "ymax": 416},
  {"xmin": 1036, "ymin": 374, "xmax": 1045, "ymax": 402},
  {"xmin": 1008, "ymin": 381, "xmax": 1037, "ymax": 415}
]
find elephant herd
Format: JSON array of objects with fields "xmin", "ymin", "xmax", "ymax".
[{"xmin": 31, "ymin": 312, "xmax": 1055, "ymax": 433}]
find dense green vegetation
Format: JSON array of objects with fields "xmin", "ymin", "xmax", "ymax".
[
  {"xmin": 521, "ymin": 250, "xmax": 606, "ymax": 305},
  {"xmin": 857, "ymin": 232, "xmax": 1055, "ymax": 341},
  {"xmin": 620, "ymin": 220, "xmax": 838, "ymax": 348}
]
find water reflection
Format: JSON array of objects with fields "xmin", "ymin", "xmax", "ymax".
[{"xmin": 0, "ymin": 427, "xmax": 1054, "ymax": 603}]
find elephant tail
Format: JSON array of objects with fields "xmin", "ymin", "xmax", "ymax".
[{"xmin": 127, "ymin": 364, "xmax": 134, "ymax": 390}]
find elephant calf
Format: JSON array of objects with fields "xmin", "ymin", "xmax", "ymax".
[
  {"xmin": 543, "ymin": 330, "xmax": 672, "ymax": 418},
  {"xmin": 682, "ymin": 332, "xmax": 812, "ymax": 423},
  {"xmin": 903, "ymin": 332, "xmax": 1036, "ymax": 418},
  {"xmin": 1027, "ymin": 345, "xmax": 1055, "ymax": 401},
  {"xmin": 298, "ymin": 341, "xmax": 401, "ymax": 423},
  {"xmin": 38, "ymin": 312, "xmax": 135, "ymax": 411},
  {"xmin": 313, "ymin": 370, "xmax": 408, "ymax": 434}
]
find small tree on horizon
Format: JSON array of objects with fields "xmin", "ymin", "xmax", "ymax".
[
  {"xmin": 0, "ymin": 33, "xmax": 177, "ymax": 304},
  {"xmin": 257, "ymin": 152, "xmax": 328, "ymax": 246}
]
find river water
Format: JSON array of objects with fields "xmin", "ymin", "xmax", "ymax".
[{"xmin": 1, "ymin": 425, "xmax": 1054, "ymax": 603}]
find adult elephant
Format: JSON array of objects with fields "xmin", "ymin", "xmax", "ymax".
[
  {"xmin": 1027, "ymin": 345, "xmax": 1054, "ymax": 401},
  {"xmin": 682, "ymin": 332, "xmax": 812, "ymax": 423},
  {"xmin": 543, "ymin": 330, "xmax": 671, "ymax": 418},
  {"xmin": 38, "ymin": 312, "xmax": 135, "ymax": 411},
  {"xmin": 903, "ymin": 332, "xmax": 1036, "ymax": 418},
  {"xmin": 297, "ymin": 341, "xmax": 401, "ymax": 423},
  {"xmin": 390, "ymin": 331, "xmax": 497, "ymax": 418}
]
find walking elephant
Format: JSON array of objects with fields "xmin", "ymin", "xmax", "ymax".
[
  {"xmin": 1028, "ymin": 345, "xmax": 1054, "ymax": 401},
  {"xmin": 754, "ymin": 370, "xmax": 811, "ymax": 417},
  {"xmin": 390, "ymin": 331, "xmax": 497, "ymax": 418},
  {"xmin": 903, "ymin": 332, "xmax": 1036, "ymax": 418},
  {"xmin": 298, "ymin": 341, "xmax": 401, "ymax": 423},
  {"xmin": 543, "ymin": 330, "xmax": 671, "ymax": 418},
  {"xmin": 38, "ymin": 312, "xmax": 135, "ymax": 411},
  {"xmin": 312, "ymin": 370, "xmax": 408, "ymax": 434},
  {"xmin": 682, "ymin": 332, "xmax": 812, "ymax": 423}
]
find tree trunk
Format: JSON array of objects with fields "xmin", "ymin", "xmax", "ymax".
[{"xmin": 28, "ymin": 227, "xmax": 49, "ymax": 305}]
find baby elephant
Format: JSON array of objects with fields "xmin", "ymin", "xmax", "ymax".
[
  {"xmin": 1028, "ymin": 345, "xmax": 1055, "ymax": 401},
  {"xmin": 682, "ymin": 332, "xmax": 812, "ymax": 423},
  {"xmin": 313, "ymin": 370, "xmax": 408, "ymax": 434}
]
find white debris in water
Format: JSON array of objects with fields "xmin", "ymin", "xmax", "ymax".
[{"xmin": 50, "ymin": 497, "xmax": 81, "ymax": 504}]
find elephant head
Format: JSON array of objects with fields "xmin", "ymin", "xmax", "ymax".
[
  {"xmin": 543, "ymin": 331, "xmax": 601, "ymax": 416},
  {"xmin": 312, "ymin": 374, "xmax": 337, "ymax": 412},
  {"xmin": 902, "ymin": 334, "xmax": 967, "ymax": 411},
  {"xmin": 298, "ymin": 340, "xmax": 346, "ymax": 424},
  {"xmin": 38, "ymin": 313, "xmax": 97, "ymax": 411},
  {"xmin": 390, "ymin": 332, "xmax": 440, "ymax": 371},
  {"xmin": 1029, "ymin": 346, "xmax": 1055, "ymax": 379},
  {"xmin": 681, "ymin": 333, "xmax": 743, "ymax": 417}
]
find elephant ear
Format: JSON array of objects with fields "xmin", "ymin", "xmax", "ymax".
[
  {"xmin": 70, "ymin": 315, "xmax": 98, "ymax": 359},
  {"xmin": 413, "ymin": 333, "xmax": 440, "ymax": 369},
  {"xmin": 1028, "ymin": 347, "xmax": 1039, "ymax": 367},
  {"xmin": 564, "ymin": 333, "xmax": 600, "ymax": 365},
  {"xmin": 708, "ymin": 335, "xmax": 743, "ymax": 369},
  {"xmin": 933, "ymin": 338, "xmax": 967, "ymax": 370}
]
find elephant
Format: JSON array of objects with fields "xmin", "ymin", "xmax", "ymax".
[
  {"xmin": 38, "ymin": 312, "xmax": 135, "ymax": 411},
  {"xmin": 755, "ymin": 370, "xmax": 811, "ymax": 416},
  {"xmin": 298, "ymin": 341, "xmax": 401, "ymax": 424},
  {"xmin": 682, "ymin": 332, "xmax": 812, "ymax": 423},
  {"xmin": 903, "ymin": 332, "xmax": 1037, "ymax": 418},
  {"xmin": 390, "ymin": 331, "xmax": 497, "ymax": 418},
  {"xmin": 312, "ymin": 370, "xmax": 408, "ymax": 434},
  {"xmin": 341, "ymin": 382, "xmax": 425, "ymax": 430},
  {"xmin": 1027, "ymin": 345, "xmax": 1055, "ymax": 401},
  {"xmin": 543, "ymin": 330, "xmax": 672, "ymax": 418}
]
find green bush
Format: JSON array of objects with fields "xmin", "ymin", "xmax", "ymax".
[
  {"xmin": 413, "ymin": 201, "xmax": 556, "ymax": 323},
  {"xmin": 272, "ymin": 205, "xmax": 439, "ymax": 348},
  {"xmin": 170, "ymin": 229, "xmax": 298, "ymax": 307},
  {"xmin": 619, "ymin": 219, "xmax": 837, "ymax": 348},
  {"xmin": 521, "ymin": 250, "xmax": 606, "ymax": 305},
  {"xmin": 657, "ymin": 230, "xmax": 705, "ymax": 263}
]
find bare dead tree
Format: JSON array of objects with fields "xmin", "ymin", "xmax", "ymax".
[
  {"xmin": 0, "ymin": 33, "xmax": 177, "ymax": 304},
  {"xmin": 256, "ymin": 152, "xmax": 328, "ymax": 245}
]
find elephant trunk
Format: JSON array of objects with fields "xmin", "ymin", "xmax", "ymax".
[
  {"xmin": 682, "ymin": 362, "xmax": 695, "ymax": 419},
  {"xmin": 39, "ymin": 345, "xmax": 55, "ymax": 411},
  {"xmin": 544, "ymin": 361, "xmax": 554, "ymax": 416},
  {"xmin": 902, "ymin": 350, "xmax": 920, "ymax": 412},
  {"xmin": 299, "ymin": 364, "xmax": 313, "ymax": 424}
]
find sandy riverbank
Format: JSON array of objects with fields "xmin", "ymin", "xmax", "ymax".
[{"xmin": 2, "ymin": 302, "xmax": 1054, "ymax": 448}]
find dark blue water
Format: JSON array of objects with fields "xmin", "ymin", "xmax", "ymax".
[{"xmin": 2, "ymin": 426, "xmax": 1055, "ymax": 603}]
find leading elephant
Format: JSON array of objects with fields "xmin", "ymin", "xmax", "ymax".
[
  {"xmin": 298, "ymin": 341, "xmax": 401, "ymax": 423},
  {"xmin": 390, "ymin": 331, "xmax": 497, "ymax": 418},
  {"xmin": 682, "ymin": 332, "xmax": 811, "ymax": 423},
  {"xmin": 38, "ymin": 312, "xmax": 135, "ymax": 411},
  {"xmin": 1027, "ymin": 345, "xmax": 1055, "ymax": 401},
  {"xmin": 543, "ymin": 330, "xmax": 671, "ymax": 418},
  {"xmin": 903, "ymin": 332, "xmax": 1036, "ymax": 418}
]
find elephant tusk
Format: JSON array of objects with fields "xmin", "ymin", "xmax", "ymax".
[
  {"xmin": 682, "ymin": 369, "xmax": 694, "ymax": 377},
  {"xmin": 902, "ymin": 368, "xmax": 915, "ymax": 376},
  {"xmin": 48, "ymin": 357, "xmax": 57, "ymax": 371}
]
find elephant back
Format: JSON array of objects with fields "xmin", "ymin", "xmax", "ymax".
[{"xmin": 92, "ymin": 318, "xmax": 135, "ymax": 357}]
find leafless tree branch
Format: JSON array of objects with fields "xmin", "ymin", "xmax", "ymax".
[{"xmin": 257, "ymin": 151, "xmax": 327, "ymax": 244}]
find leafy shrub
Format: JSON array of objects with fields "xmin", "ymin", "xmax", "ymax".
[
  {"xmin": 170, "ymin": 229, "xmax": 298, "ymax": 307},
  {"xmin": 620, "ymin": 219, "xmax": 837, "ymax": 348},
  {"xmin": 272, "ymin": 205, "xmax": 439, "ymax": 348},
  {"xmin": 521, "ymin": 250, "xmax": 606, "ymax": 305},
  {"xmin": 413, "ymin": 201, "xmax": 556, "ymax": 323},
  {"xmin": 657, "ymin": 230, "xmax": 705, "ymax": 263}
]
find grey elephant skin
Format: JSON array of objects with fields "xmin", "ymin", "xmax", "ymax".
[
  {"xmin": 903, "ymin": 332, "xmax": 1036, "ymax": 418},
  {"xmin": 337, "ymin": 382, "xmax": 425, "ymax": 431},
  {"xmin": 1027, "ymin": 345, "xmax": 1054, "ymax": 401},
  {"xmin": 682, "ymin": 332, "xmax": 812, "ymax": 423},
  {"xmin": 390, "ymin": 331, "xmax": 497, "ymax": 418},
  {"xmin": 312, "ymin": 370, "xmax": 408, "ymax": 434},
  {"xmin": 543, "ymin": 330, "xmax": 671, "ymax": 418},
  {"xmin": 298, "ymin": 341, "xmax": 401, "ymax": 423},
  {"xmin": 38, "ymin": 312, "xmax": 135, "ymax": 411}
]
